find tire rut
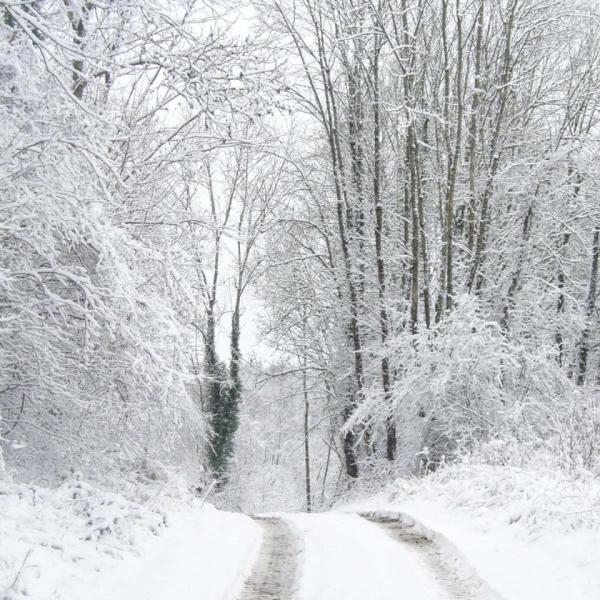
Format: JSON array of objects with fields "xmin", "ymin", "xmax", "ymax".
[
  {"xmin": 237, "ymin": 516, "xmax": 299, "ymax": 600},
  {"xmin": 361, "ymin": 511, "xmax": 501, "ymax": 600}
]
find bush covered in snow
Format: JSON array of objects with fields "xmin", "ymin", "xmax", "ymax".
[
  {"xmin": 0, "ymin": 475, "xmax": 176, "ymax": 599},
  {"xmin": 349, "ymin": 296, "xmax": 600, "ymax": 478},
  {"xmin": 391, "ymin": 446, "xmax": 600, "ymax": 535},
  {"xmin": 0, "ymin": 2, "xmax": 208, "ymax": 487}
]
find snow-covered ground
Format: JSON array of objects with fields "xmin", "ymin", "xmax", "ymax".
[
  {"xmin": 344, "ymin": 461, "xmax": 600, "ymax": 600},
  {"xmin": 0, "ymin": 477, "xmax": 259, "ymax": 600},
  {"xmin": 3, "ymin": 462, "xmax": 599, "ymax": 600}
]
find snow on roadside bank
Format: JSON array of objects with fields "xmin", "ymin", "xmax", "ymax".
[
  {"xmin": 344, "ymin": 463, "xmax": 600, "ymax": 600},
  {"xmin": 0, "ymin": 477, "xmax": 260, "ymax": 600}
]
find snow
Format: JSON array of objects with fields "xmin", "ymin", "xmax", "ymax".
[
  {"xmin": 391, "ymin": 501, "xmax": 597, "ymax": 600},
  {"xmin": 66, "ymin": 505, "xmax": 260, "ymax": 600},
  {"xmin": 0, "ymin": 478, "xmax": 260, "ymax": 600},
  {"xmin": 284, "ymin": 512, "xmax": 438, "ymax": 600},
  {"xmin": 343, "ymin": 462, "xmax": 600, "ymax": 600},
  {"xmin": 3, "ymin": 463, "xmax": 599, "ymax": 600}
]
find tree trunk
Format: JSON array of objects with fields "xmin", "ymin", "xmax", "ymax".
[
  {"xmin": 577, "ymin": 224, "xmax": 600, "ymax": 385},
  {"xmin": 302, "ymin": 352, "xmax": 312, "ymax": 512},
  {"xmin": 371, "ymin": 33, "xmax": 396, "ymax": 461},
  {"xmin": 442, "ymin": 0, "xmax": 464, "ymax": 312},
  {"xmin": 468, "ymin": 0, "xmax": 518, "ymax": 293}
]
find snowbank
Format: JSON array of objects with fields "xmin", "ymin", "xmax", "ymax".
[
  {"xmin": 346, "ymin": 462, "xmax": 600, "ymax": 600},
  {"xmin": 0, "ymin": 476, "xmax": 259, "ymax": 600}
]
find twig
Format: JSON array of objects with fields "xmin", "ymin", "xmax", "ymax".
[
  {"xmin": 2, "ymin": 394, "xmax": 26, "ymax": 437},
  {"xmin": 9, "ymin": 549, "xmax": 33, "ymax": 592}
]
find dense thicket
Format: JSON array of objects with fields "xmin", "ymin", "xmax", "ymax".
[{"xmin": 0, "ymin": 0, "xmax": 277, "ymax": 484}]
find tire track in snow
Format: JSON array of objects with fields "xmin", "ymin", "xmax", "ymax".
[
  {"xmin": 361, "ymin": 511, "xmax": 503, "ymax": 600},
  {"xmin": 237, "ymin": 516, "xmax": 299, "ymax": 600}
]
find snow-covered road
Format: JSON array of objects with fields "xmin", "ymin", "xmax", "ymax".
[
  {"xmin": 79, "ymin": 510, "xmax": 497, "ymax": 600},
  {"xmin": 284, "ymin": 512, "xmax": 439, "ymax": 600},
  {"xmin": 238, "ymin": 511, "xmax": 497, "ymax": 600},
  {"xmin": 55, "ymin": 509, "xmax": 466, "ymax": 600}
]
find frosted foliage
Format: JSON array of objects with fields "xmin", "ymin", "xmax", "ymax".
[
  {"xmin": 0, "ymin": 16, "xmax": 205, "ymax": 483},
  {"xmin": 358, "ymin": 296, "xmax": 596, "ymax": 473},
  {"xmin": 393, "ymin": 454, "xmax": 600, "ymax": 533}
]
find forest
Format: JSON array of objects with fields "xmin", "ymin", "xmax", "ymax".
[{"xmin": 1, "ymin": 0, "xmax": 599, "ymax": 516}]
